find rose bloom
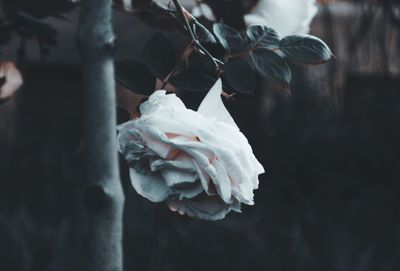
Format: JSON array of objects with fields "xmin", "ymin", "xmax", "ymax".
[{"xmin": 118, "ymin": 79, "xmax": 264, "ymax": 220}]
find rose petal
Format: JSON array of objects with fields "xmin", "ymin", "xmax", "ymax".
[
  {"xmin": 149, "ymin": 154, "xmax": 197, "ymax": 173},
  {"xmin": 167, "ymin": 196, "xmax": 241, "ymax": 221},
  {"xmin": 159, "ymin": 138, "xmax": 234, "ymax": 204},
  {"xmin": 0, "ymin": 62, "xmax": 23, "ymax": 101},
  {"xmin": 129, "ymin": 168, "xmax": 170, "ymax": 202},
  {"xmin": 140, "ymin": 90, "xmax": 186, "ymax": 115},
  {"xmin": 170, "ymin": 181, "xmax": 204, "ymax": 200},
  {"xmin": 160, "ymin": 169, "xmax": 198, "ymax": 187},
  {"xmin": 197, "ymin": 79, "xmax": 238, "ymax": 128}
]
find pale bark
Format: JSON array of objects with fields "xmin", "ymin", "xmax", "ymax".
[{"xmin": 77, "ymin": 1, "xmax": 125, "ymax": 271}]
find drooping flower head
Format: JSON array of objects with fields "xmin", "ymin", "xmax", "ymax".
[{"xmin": 118, "ymin": 79, "xmax": 264, "ymax": 220}]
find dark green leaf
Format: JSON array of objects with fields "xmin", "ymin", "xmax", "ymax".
[
  {"xmin": 250, "ymin": 49, "xmax": 291, "ymax": 84},
  {"xmin": 279, "ymin": 34, "xmax": 332, "ymax": 64},
  {"xmin": 224, "ymin": 57, "xmax": 256, "ymax": 94},
  {"xmin": 193, "ymin": 20, "xmax": 217, "ymax": 44},
  {"xmin": 247, "ymin": 24, "xmax": 280, "ymax": 49},
  {"xmin": 169, "ymin": 72, "xmax": 217, "ymax": 92},
  {"xmin": 143, "ymin": 33, "xmax": 176, "ymax": 79},
  {"xmin": 115, "ymin": 60, "xmax": 156, "ymax": 95},
  {"xmin": 187, "ymin": 51, "xmax": 217, "ymax": 75},
  {"xmin": 213, "ymin": 22, "xmax": 244, "ymax": 53},
  {"xmin": 203, "ymin": 0, "xmax": 258, "ymax": 29}
]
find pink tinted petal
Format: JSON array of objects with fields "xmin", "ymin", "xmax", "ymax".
[
  {"xmin": 169, "ymin": 204, "xmax": 178, "ymax": 212},
  {"xmin": 0, "ymin": 62, "xmax": 23, "ymax": 100},
  {"xmin": 142, "ymin": 127, "xmax": 175, "ymax": 159}
]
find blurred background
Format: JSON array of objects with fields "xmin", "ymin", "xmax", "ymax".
[{"xmin": 1, "ymin": 0, "xmax": 400, "ymax": 270}]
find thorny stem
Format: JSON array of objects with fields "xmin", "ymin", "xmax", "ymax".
[
  {"xmin": 171, "ymin": 0, "xmax": 223, "ymax": 74},
  {"xmin": 161, "ymin": 40, "xmax": 195, "ymax": 89},
  {"xmin": 172, "ymin": 0, "xmax": 195, "ymax": 39}
]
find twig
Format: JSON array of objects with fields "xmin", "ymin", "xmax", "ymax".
[
  {"xmin": 171, "ymin": 0, "xmax": 222, "ymax": 74},
  {"xmin": 161, "ymin": 40, "xmax": 195, "ymax": 88}
]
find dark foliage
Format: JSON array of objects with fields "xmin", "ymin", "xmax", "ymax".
[
  {"xmin": 280, "ymin": 35, "xmax": 332, "ymax": 64},
  {"xmin": 223, "ymin": 57, "xmax": 255, "ymax": 94},
  {"xmin": 115, "ymin": 60, "xmax": 156, "ymax": 95},
  {"xmin": 213, "ymin": 22, "xmax": 245, "ymax": 53},
  {"xmin": 250, "ymin": 49, "xmax": 292, "ymax": 85},
  {"xmin": 169, "ymin": 71, "xmax": 217, "ymax": 92},
  {"xmin": 115, "ymin": 10, "xmax": 331, "ymax": 95},
  {"xmin": 192, "ymin": 19, "xmax": 217, "ymax": 44},
  {"xmin": 247, "ymin": 25, "xmax": 280, "ymax": 49},
  {"xmin": 143, "ymin": 32, "xmax": 177, "ymax": 80},
  {"xmin": 204, "ymin": 0, "xmax": 260, "ymax": 30}
]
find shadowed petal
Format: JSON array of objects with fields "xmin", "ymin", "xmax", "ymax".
[
  {"xmin": 167, "ymin": 196, "xmax": 241, "ymax": 220},
  {"xmin": 129, "ymin": 168, "xmax": 169, "ymax": 203}
]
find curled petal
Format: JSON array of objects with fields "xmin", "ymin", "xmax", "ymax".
[
  {"xmin": 197, "ymin": 79, "xmax": 238, "ymax": 128},
  {"xmin": 129, "ymin": 168, "xmax": 169, "ymax": 203},
  {"xmin": 0, "ymin": 62, "xmax": 23, "ymax": 101},
  {"xmin": 139, "ymin": 90, "xmax": 186, "ymax": 115},
  {"xmin": 167, "ymin": 196, "xmax": 241, "ymax": 221}
]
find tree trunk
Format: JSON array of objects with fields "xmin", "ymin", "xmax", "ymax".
[{"xmin": 77, "ymin": 1, "xmax": 125, "ymax": 271}]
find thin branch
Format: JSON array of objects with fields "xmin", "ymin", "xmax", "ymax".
[
  {"xmin": 162, "ymin": 40, "xmax": 195, "ymax": 89},
  {"xmin": 171, "ymin": 0, "xmax": 223, "ymax": 74}
]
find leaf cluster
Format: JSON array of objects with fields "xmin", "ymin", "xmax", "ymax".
[
  {"xmin": 115, "ymin": 16, "xmax": 332, "ymax": 96},
  {"xmin": 213, "ymin": 23, "xmax": 333, "ymax": 93}
]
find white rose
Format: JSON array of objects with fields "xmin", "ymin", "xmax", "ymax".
[
  {"xmin": 118, "ymin": 79, "xmax": 264, "ymax": 220},
  {"xmin": 244, "ymin": 0, "xmax": 318, "ymax": 36}
]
